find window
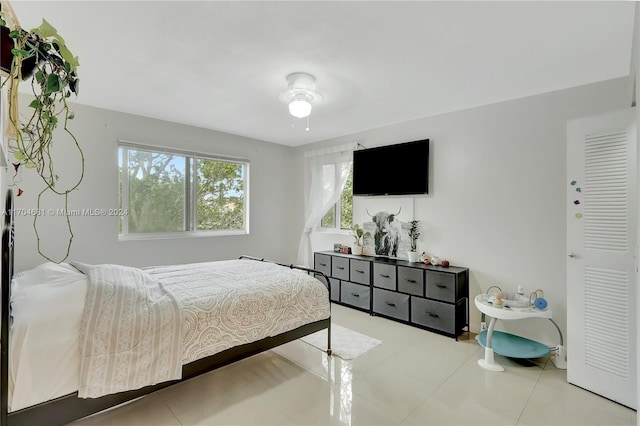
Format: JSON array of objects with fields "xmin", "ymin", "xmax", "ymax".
[
  {"xmin": 119, "ymin": 143, "xmax": 249, "ymax": 238},
  {"xmin": 321, "ymin": 166, "xmax": 353, "ymax": 230}
]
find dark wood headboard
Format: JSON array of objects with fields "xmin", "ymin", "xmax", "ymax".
[{"xmin": 2, "ymin": 188, "xmax": 14, "ymax": 426}]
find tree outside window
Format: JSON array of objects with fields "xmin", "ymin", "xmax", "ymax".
[{"xmin": 119, "ymin": 145, "xmax": 248, "ymax": 237}]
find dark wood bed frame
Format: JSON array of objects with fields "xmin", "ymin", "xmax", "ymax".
[{"xmin": 0, "ymin": 189, "xmax": 332, "ymax": 426}]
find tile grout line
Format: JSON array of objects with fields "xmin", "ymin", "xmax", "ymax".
[
  {"xmin": 163, "ymin": 399, "xmax": 184, "ymax": 426},
  {"xmin": 514, "ymin": 355, "xmax": 549, "ymax": 425}
]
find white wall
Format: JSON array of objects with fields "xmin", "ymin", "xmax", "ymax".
[
  {"xmin": 8, "ymin": 100, "xmax": 303, "ymax": 271},
  {"xmin": 296, "ymin": 77, "xmax": 630, "ymax": 345}
]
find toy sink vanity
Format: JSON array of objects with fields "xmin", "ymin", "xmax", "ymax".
[{"xmin": 475, "ymin": 294, "xmax": 567, "ymax": 371}]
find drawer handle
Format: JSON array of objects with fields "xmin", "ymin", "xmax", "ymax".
[
  {"xmin": 435, "ymin": 283, "xmax": 447, "ymax": 289},
  {"xmin": 405, "ymin": 279, "xmax": 417, "ymax": 283},
  {"xmin": 426, "ymin": 312, "xmax": 440, "ymax": 318},
  {"xmin": 337, "ymin": 266, "xmax": 345, "ymax": 270},
  {"xmin": 355, "ymin": 269, "xmax": 365, "ymax": 274},
  {"xmin": 319, "ymin": 262, "xmax": 327, "ymax": 267},
  {"xmin": 385, "ymin": 302, "xmax": 396, "ymax": 307},
  {"xmin": 380, "ymin": 274, "xmax": 390, "ymax": 278},
  {"xmin": 351, "ymin": 293, "xmax": 360, "ymax": 298}
]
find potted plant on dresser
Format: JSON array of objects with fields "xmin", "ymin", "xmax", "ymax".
[
  {"xmin": 407, "ymin": 220, "xmax": 421, "ymax": 262},
  {"xmin": 350, "ymin": 224, "xmax": 369, "ymax": 255}
]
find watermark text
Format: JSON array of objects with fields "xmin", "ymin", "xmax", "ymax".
[{"xmin": 3, "ymin": 208, "xmax": 128, "ymax": 217}]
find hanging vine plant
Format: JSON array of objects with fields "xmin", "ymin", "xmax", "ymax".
[{"xmin": 1, "ymin": 12, "xmax": 84, "ymax": 262}]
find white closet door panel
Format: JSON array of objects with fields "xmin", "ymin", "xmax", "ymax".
[{"xmin": 566, "ymin": 108, "xmax": 636, "ymax": 409}]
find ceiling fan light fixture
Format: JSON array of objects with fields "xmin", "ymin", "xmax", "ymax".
[
  {"xmin": 279, "ymin": 72, "xmax": 322, "ymax": 119},
  {"xmin": 288, "ymin": 97, "xmax": 313, "ymax": 118}
]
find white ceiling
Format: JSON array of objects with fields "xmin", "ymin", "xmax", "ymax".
[{"xmin": 10, "ymin": 1, "xmax": 635, "ymax": 147}]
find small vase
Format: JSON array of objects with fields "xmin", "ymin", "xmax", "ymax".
[
  {"xmin": 407, "ymin": 251, "xmax": 420, "ymax": 262},
  {"xmin": 351, "ymin": 244, "xmax": 363, "ymax": 255}
]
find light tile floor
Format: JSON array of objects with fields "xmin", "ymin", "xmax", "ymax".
[{"xmin": 72, "ymin": 304, "xmax": 637, "ymax": 426}]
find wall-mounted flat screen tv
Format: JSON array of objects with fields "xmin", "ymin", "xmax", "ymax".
[{"xmin": 352, "ymin": 139, "xmax": 429, "ymax": 196}]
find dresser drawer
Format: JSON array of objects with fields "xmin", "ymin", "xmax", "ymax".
[
  {"xmin": 397, "ymin": 267, "xmax": 424, "ymax": 296},
  {"xmin": 314, "ymin": 253, "xmax": 331, "ymax": 277},
  {"xmin": 340, "ymin": 282, "xmax": 370, "ymax": 310},
  {"xmin": 373, "ymin": 263, "xmax": 396, "ymax": 290},
  {"xmin": 350, "ymin": 259, "xmax": 371, "ymax": 285},
  {"xmin": 329, "ymin": 278, "xmax": 340, "ymax": 302},
  {"xmin": 425, "ymin": 271, "xmax": 456, "ymax": 302},
  {"xmin": 373, "ymin": 288, "xmax": 409, "ymax": 321},
  {"xmin": 332, "ymin": 256, "xmax": 349, "ymax": 280},
  {"xmin": 411, "ymin": 297, "xmax": 455, "ymax": 334}
]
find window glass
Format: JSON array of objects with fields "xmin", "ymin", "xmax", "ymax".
[
  {"xmin": 196, "ymin": 158, "xmax": 245, "ymax": 231},
  {"xmin": 320, "ymin": 166, "xmax": 352, "ymax": 230},
  {"xmin": 119, "ymin": 145, "xmax": 248, "ymax": 237},
  {"xmin": 340, "ymin": 170, "xmax": 353, "ymax": 229},
  {"xmin": 127, "ymin": 149, "xmax": 185, "ymax": 233}
]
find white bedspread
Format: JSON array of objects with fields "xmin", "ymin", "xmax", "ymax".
[
  {"xmin": 71, "ymin": 262, "xmax": 183, "ymax": 398},
  {"xmin": 9, "ymin": 259, "xmax": 330, "ymax": 411},
  {"xmin": 144, "ymin": 259, "xmax": 331, "ymax": 363}
]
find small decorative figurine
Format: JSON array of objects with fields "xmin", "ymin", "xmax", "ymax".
[{"xmin": 493, "ymin": 291, "xmax": 504, "ymax": 308}]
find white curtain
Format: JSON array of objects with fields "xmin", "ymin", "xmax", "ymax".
[{"xmin": 296, "ymin": 143, "xmax": 354, "ymax": 267}]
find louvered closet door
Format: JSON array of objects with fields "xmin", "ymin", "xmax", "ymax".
[{"xmin": 566, "ymin": 108, "xmax": 637, "ymax": 409}]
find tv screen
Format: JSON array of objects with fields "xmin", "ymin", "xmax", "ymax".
[{"xmin": 352, "ymin": 139, "xmax": 429, "ymax": 196}]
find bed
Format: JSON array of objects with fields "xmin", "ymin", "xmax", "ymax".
[{"xmin": 0, "ymin": 189, "xmax": 332, "ymax": 426}]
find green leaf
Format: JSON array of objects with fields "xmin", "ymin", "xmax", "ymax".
[
  {"xmin": 31, "ymin": 19, "xmax": 58, "ymax": 38},
  {"xmin": 35, "ymin": 70, "xmax": 44, "ymax": 84},
  {"xmin": 57, "ymin": 43, "xmax": 79, "ymax": 69},
  {"xmin": 68, "ymin": 111, "xmax": 75, "ymax": 119},
  {"xmin": 44, "ymin": 74, "xmax": 60, "ymax": 94},
  {"xmin": 8, "ymin": 30, "xmax": 19, "ymax": 39},
  {"xmin": 24, "ymin": 161, "xmax": 36, "ymax": 169},
  {"xmin": 13, "ymin": 151, "xmax": 25, "ymax": 161},
  {"xmin": 28, "ymin": 99, "xmax": 41, "ymax": 109},
  {"xmin": 11, "ymin": 48, "xmax": 31, "ymax": 58},
  {"xmin": 52, "ymin": 32, "xmax": 66, "ymax": 47}
]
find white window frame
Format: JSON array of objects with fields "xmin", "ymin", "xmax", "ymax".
[{"xmin": 119, "ymin": 141, "xmax": 250, "ymax": 240}]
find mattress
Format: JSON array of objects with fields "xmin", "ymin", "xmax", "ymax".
[{"xmin": 9, "ymin": 259, "xmax": 329, "ymax": 411}]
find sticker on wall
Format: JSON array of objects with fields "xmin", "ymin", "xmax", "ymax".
[{"xmin": 570, "ymin": 180, "xmax": 583, "ymax": 219}]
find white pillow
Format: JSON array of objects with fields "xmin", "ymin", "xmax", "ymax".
[
  {"xmin": 12, "ymin": 262, "xmax": 85, "ymax": 291},
  {"xmin": 11, "ymin": 263, "xmax": 88, "ymax": 321}
]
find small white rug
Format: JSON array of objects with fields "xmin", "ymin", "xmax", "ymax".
[{"xmin": 300, "ymin": 324, "xmax": 382, "ymax": 360}]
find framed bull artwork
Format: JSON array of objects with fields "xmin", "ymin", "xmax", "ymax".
[{"xmin": 353, "ymin": 197, "xmax": 414, "ymax": 259}]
